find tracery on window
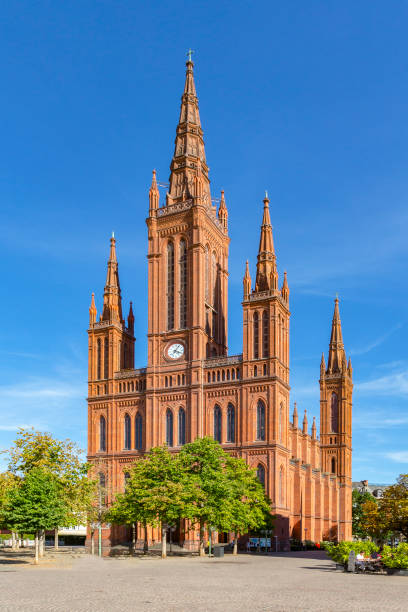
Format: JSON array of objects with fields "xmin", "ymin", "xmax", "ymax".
[
  {"xmin": 179, "ymin": 239, "xmax": 187, "ymax": 328},
  {"xmin": 257, "ymin": 463, "xmax": 265, "ymax": 487},
  {"xmin": 124, "ymin": 413, "xmax": 131, "ymax": 450},
  {"xmin": 256, "ymin": 400, "xmax": 265, "ymax": 441},
  {"xmin": 104, "ymin": 338, "xmax": 109, "ymax": 379},
  {"xmin": 253, "ymin": 312, "xmax": 259, "ymax": 359},
  {"xmin": 167, "ymin": 242, "xmax": 175, "ymax": 330},
  {"xmin": 166, "ymin": 409, "xmax": 173, "ymax": 447},
  {"xmin": 331, "ymin": 392, "xmax": 339, "ymax": 433},
  {"xmin": 178, "ymin": 407, "xmax": 186, "ymax": 446},
  {"xmin": 214, "ymin": 404, "xmax": 221, "ymax": 442},
  {"xmin": 97, "ymin": 338, "xmax": 102, "ymax": 380},
  {"xmin": 227, "ymin": 403, "xmax": 235, "ymax": 443},
  {"xmin": 262, "ymin": 310, "xmax": 269, "ymax": 358},
  {"xmin": 135, "ymin": 412, "xmax": 143, "ymax": 450}
]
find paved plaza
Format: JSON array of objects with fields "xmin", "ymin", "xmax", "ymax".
[{"xmin": 0, "ymin": 550, "xmax": 406, "ymax": 612}]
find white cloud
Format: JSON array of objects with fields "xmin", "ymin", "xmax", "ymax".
[
  {"xmin": 0, "ymin": 424, "xmax": 34, "ymax": 431},
  {"xmin": 350, "ymin": 323, "xmax": 403, "ymax": 356},
  {"xmin": 386, "ymin": 452, "xmax": 408, "ymax": 463},
  {"xmin": 356, "ymin": 370, "xmax": 408, "ymax": 396}
]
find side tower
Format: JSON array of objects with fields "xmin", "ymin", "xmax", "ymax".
[
  {"xmin": 242, "ymin": 195, "xmax": 291, "ymax": 517},
  {"xmin": 145, "ymin": 58, "xmax": 230, "ymax": 447},
  {"xmin": 319, "ymin": 298, "xmax": 353, "ymax": 540},
  {"xmin": 88, "ymin": 236, "xmax": 135, "ymax": 453}
]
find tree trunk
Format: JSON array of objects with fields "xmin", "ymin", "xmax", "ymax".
[
  {"xmin": 91, "ymin": 530, "xmax": 95, "ymax": 556},
  {"xmin": 143, "ymin": 522, "xmax": 148, "ymax": 554},
  {"xmin": 199, "ymin": 521, "xmax": 206, "ymax": 557},
  {"xmin": 161, "ymin": 526, "xmax": 167, "ymax": 559},
  {"xmin": 16, "ymin": 534, "xmax": 20, "ymax": 550},
  {"xmin": 132, "ymin": 523, "xmax": 136, "ymax": 555},
  {"xmin": 34, "ymin": 532, "xmax": 39, "ymax": 565},
  {"xmin": 39, "ymin": 530, "xmax": 45, "ymax": 557},
  {"xmin": 54, "ymin": 528, "xmax": 59, "ymax": 550},
  {"xmin": 11, "ymin": 531, "xmax": 16, "ymax": 550},
  {"xmin": 233, "ymin": 534, "xmax": 238, "ymax": 556}
]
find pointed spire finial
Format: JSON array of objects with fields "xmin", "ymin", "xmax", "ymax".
[
  {"xmin": 293, "ymin": 402, "xmax": 298, "ymax": 428},
  {"xmin": 167, "ymin": 50, "xmax": 210, "ymax": 206},
  {"xmin": 243, "ymin": 259, "xmax": 252, "ymax": 299},
  {"xmin": 102, "ymin": 234, "xmax": 122, "ymax": 323},
  {"xmin": 303, "ymin": 409, "xmax": 308, "ymax": 434},
  {"xmin": 312, "ymin": 416, "xmax": 317, "ymax": 440},
  {"xmin": 89, "ymin": 292, "xmax": 97, "ymax": 325},
  {"xmin": 255, "ymin": 195, "xmax": 277, "ymax": 292},
  {"xmin": 127, "ymin": 300, "xmax": 135, "ymax": 334},
  {"xmin": 281, "ymin": 270, "xmax": 289, "ymax": 301},
  {"xmin": 327, "ymin": 296, "xmax": 345, "ymax": 373},
  {"xmin": 149, "ymin": 168, "xmax": 160, "ymax": 214}
]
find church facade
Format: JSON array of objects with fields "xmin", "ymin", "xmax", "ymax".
[{"xmin": 87, "ymin": 59, "xmax": 353, "ymax": 552}]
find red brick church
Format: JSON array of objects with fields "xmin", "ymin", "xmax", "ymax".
[{"xmin": 87, "ymin": 58, "xmax": 353, "ymax": 552}]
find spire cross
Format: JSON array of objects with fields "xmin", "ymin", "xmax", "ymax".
[{"xmin": 186, "ymin": 48, "xmax": 194, "ymax": 62}]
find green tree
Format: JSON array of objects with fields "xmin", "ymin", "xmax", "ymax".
[
  {"xmin": 3, "ymin": 428, "xmax": 94, "ymax": 548},
  {"xmin": 361, "ymin": 498, "xmax": 391, "ymax": 545},
  {"xmin": 380, "ymin": 474, "xmax": 408, "ymax": 540},
  {"xmin": 179, "ymin": 437, "xmax": 232, "ymax": 556},
  {"xmin": 107, "ymin": 446, "xmax": 191, "ymax": 558},
  {"xmin": 3, "ymin": 467, "xmax": 68, "ymax": 564},
  {"xmin": 179, "ymin": 437, "xmax": 272, "ymax": 556},
  {"xmin": 352, "ymin": 488, "xmax": 375, "ymax": 539},
  {"xmin": 224, "ymin": 454, "xmax": 272, "ymax": 554}
]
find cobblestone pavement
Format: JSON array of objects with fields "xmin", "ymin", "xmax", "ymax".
[{"xmin": 0, "ymin": 550, "xmax": 406, "ymax": 612}]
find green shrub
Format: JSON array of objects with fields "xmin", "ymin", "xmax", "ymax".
[
  {"xmin": 381, "ymin": 544, "xmax": 408, "ymax": 569},
  {"xmin": 322, "ymin": 541, "xmax": 379, "ymax": 564}
]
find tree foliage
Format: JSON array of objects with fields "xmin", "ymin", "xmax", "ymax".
[
  {"xmin": 2, "ymin": 467, "xmax": 68, "ymax": 535},
  {"xmin": 380, "ymin": 474, "xmax": 408, "ymax": 539},
  {"xmin": 352, "ymin": 488, "xmax": 375, "ymax": 539},
  {"xmin": 107, "ymin": 437, "xmax": 273, "ymax": 557},
  {"xmin": 3, "ymin": 428, "xmax": 95, "ymax": 527},
  {"xmin": 357, "ymin": 475, "xmax": 408, "ymax": 543}
]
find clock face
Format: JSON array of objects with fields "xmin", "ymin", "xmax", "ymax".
[{"xmin": 167, "ymin": 343, "xmax": 184, "ymax": 360}]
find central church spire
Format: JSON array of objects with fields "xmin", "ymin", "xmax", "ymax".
[
  {"xmin": 167, "ymin": 58, "xmax": 211, "ymax": 206},
  {"xmin": 255, "ymin": 194, "xmax": 278, "ymax": 292}
]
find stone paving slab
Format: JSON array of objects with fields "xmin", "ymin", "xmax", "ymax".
[{"xmin": 0, "ymin": 550, "xmax": 406, "ymax": 612}]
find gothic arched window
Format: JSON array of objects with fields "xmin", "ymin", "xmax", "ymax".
[
  {"xmin": 104, "ymin": 337, "xmax": 109, "ymax": 379},
  {"xmin": 331, "ymin": 392, "xmax": 339, "ymax": 433},
  {"xmin": 124, "ymin": 414, "xmax": 131, "ymax": 450},
  {"xmin": 256, "ymin": 400, "xmax": 265, "ymax": 441},
  {"xmin": 253, "ymin": 312, "xmax": 259, "ymax": 359},
  {"xmin": 135, "ymin": 412, "xmax": 143, "ymax": 450},
  {"xmin": 124, "ymin": 343, "xmax": 128, "ymax": 369},
  {"xmin": 257, "ymin": 463, "xmax": 265, "ymax": 487},
  {"xmin": 166, "ymin": 409, "xmax": 173, "ymax": 447},
  {"xmin": 227, "ymin": 403, "xmax": 235, "ymax": 443},
  {"xmin": 214, "ymin": 405, "xmax": 221, "ymax": 442},
  {"xmin": 99, "ymin": 415, "xmax": 106, "ymax": 451},
  {"xmin": 262, "ymin": 310, "xmax": 269, "ymax": 358},
  {"xmin": 331, "ymin": 457, "xmax": 336, "ymax": 474},
  {"xmin": 179, "ymin": 239, "xmax": 187, "ymax": 329},
  {"xmin": 97, "ymin": 338, "xmax": 102, "ymax": 380},
  {"xmin": 167, "ymin": 242, "xmax": 175, "ymax": 330},
  {"xmin": 178, "ymin": 407, "xmax": 186, "ymax": 446}
]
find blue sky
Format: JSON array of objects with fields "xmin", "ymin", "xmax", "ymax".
[{"xmin": 1, "ymin": 1, "xmax": 407, "ymax": 482}]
